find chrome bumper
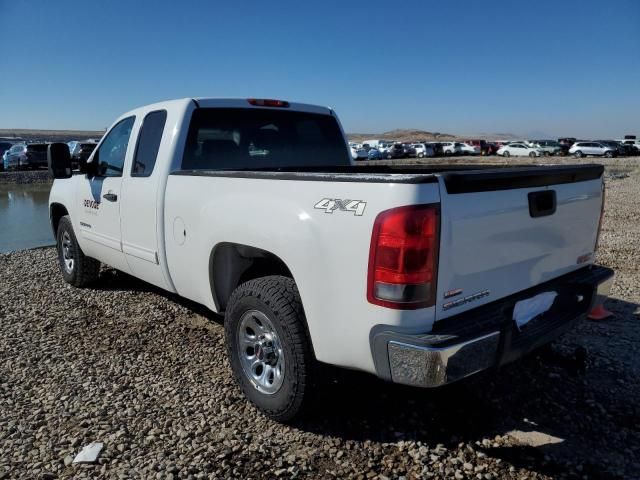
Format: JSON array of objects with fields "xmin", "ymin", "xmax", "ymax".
[{"xmin": 371, "ymin": 265, "xmax": 614, "ymax": 388}]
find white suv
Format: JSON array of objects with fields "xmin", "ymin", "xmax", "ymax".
[
  {"xmin": 569, "ymin": 142, "xmax": 616, "ymax": 158},
  {"xmin": 412, "ymin": 143, "xmax": 435, "ymax": 158},
  {"xmin": 440, "ymin": 142, "xmax": 461, "ymax": 156}
]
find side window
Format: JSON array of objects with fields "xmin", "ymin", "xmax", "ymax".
[
  {"xmin": 131, "ymin": 110, "xmax": 167, "ymax": 177},
  {"xmin": 95, "ymin": 116, "xmax": 135, "ymax": 177}
]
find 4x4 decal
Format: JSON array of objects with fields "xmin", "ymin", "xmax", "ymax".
[{"xmin": 314, "ymin": 198, "xmax": 366, "ymax": 216}]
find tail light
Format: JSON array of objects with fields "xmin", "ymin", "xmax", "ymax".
[
  {"xmin": 367, "ymin": 204, "xmax": 440, "ymax": 309},
  {"xmin": 247, "ymin": 98, "xmax": 290, "ymax": 108}
]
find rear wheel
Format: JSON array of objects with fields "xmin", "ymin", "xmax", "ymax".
[
  {"xmin": 604, "ymin": 151, "xmax": 613, "ymax": 158},
  {"xmin": 56, "ymin": 215, "xmax": 100, "ymax": 287},
  {"xmin": 529, "ymin": 152, "xmax": 536, "ymax": 158},
  {"xmin": 225, "ymin": 275, "xmax": 314, "ymax": 422}
]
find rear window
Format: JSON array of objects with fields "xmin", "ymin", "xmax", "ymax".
[{"xmin": 181, "ymin": 108, "xmax": 349, "ymax": 170}]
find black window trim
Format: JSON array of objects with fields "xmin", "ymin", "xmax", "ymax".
[
  {"xmin": 95, "ymin": 115, "xmax": 136, "ymax": 178},
  {"xmin": 130, "ymin": 109, "xmax": 168, "ymax": 178}
]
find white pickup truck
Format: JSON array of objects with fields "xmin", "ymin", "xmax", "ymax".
[{"xmin": 47, "ymin": 98, "xmax": 613, "ymax": 421}]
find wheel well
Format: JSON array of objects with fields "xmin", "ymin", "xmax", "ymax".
[
  {"xmin": 50, "ymin": 203, "xmax": 68, "ymax": 237},
  {"xmin": 209, "ymin": 243, "xmax": 293, "ymax": 312}
]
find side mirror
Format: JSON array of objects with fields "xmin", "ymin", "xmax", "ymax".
[{"xmin": 47, "ymin": 143, "xmax": 72, "ymax": 179}]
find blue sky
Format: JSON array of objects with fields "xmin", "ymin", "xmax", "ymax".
[{"xmin": 1, "ymin": 0, "xmax": 638, "ymax": 137}]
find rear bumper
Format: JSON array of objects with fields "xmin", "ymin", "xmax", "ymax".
[{"xmin": 371, "ymin": 265, "xmax": 614, "ymax": 388}]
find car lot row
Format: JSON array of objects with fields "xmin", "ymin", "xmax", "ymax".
[
  {"xmin": 0, "ymin": 139, "xmax": 98, "ymax": 171},
  {"xmin": 350, "ymin": 136, "xmax": 640, "ymax": 160}
]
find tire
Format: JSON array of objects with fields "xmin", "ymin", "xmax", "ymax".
[
  {"xmin": 503, "ymin": 151, "xmax": 510, "ymax": 157},
  {"xmin": 574, "ymin": 150, "xmax": 583, "ymax": 158},
  {"xmin": 225, "ymin": 275, "xmax": 314, "ymax": 422},
  {"xmin": 604, "ymin": 151, "xmax": 613, "ymax": 158},
  {"xmin": 56, "ymin": 215, "xmax": 101, "ymax": 287},
  {"xmin": 418, "ymin": 153, "xmax": 424, "ymax": 158},
  {"xmin": 529, "ymin": 152, "xmax": 536, "ymax": 158},
  {"xmin": 386, "ymin": 154, "xmax": 392, "ymax": 159},
  {"xmin": 544, "ymin": 151, "xmax": 551, "ymax": 157}
]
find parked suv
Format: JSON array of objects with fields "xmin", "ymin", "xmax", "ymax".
[
  {"xmin": 0, "ymin": 142, "xmax": 12, "ymax": 171},
  {"xmin": 412, "ymin": 143, "xmax": 435, "ymax": 158},
  {"xmin": 68, "ymin": 141, "xmax": 98, "ymax": 168},
  {"xmin": 385, "ymin": 143, "xmax": 406, "ymax": 159},
  {"xmin": 569, "ymin": 142, "xmax": 616, "ymax": 158},
  {"xmin": 596, "ymin": 140, "xmax": 627, "ymax": 157},
  {"xmin": 440, "ymin": 142, "xmax": 462, "ymax": 156},
  {"xmin": 558, "ymin": 138, "xmax": 577, "ymax": 156},
  {"xmin": 6, "ymin": 143, "xmax": 49, "ymax": 170},
  {"xmin": 529, "ymin": 140, "xmax": 562, "ymax": 156}
]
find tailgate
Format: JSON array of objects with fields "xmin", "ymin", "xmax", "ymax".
[{"xmin": 434, "ymin": 165, "xmax": 604, "ymax": 320}]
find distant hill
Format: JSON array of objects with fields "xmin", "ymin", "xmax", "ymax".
[
  {"xmin": 0, "ymin": 129, "xmax": 105, "ymax": 143},
  {"xmin": 348, "ymin": 129, "xmax": 458, "ymax": 143},
  {"xmin": 348, "ymin": 129, "xmax": 521, "ymax": 143}
]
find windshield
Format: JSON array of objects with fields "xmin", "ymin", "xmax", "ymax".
[{"xmin": 182, "ymin": 108, "xmax": 350, "ymax": 170}]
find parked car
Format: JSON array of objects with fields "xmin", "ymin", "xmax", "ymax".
[
  {"xmin": 0, "ymin": 142, "xmax": 13, "ymax": 172},
  {"xmin": 402, "ymin": 144, "xmax": 417, "ymax": 157},
  {"xmin": 69, "ymin": 141, "xmax": 98, "ymax": 168},
  {"xmin": 497, "ymin": 143, "xmax": 544, "ymax": 157},
  {"xmin": 4, "ymin": 144, "xmax": 27, "ymax": 170},
  {"xmin": 529, "ymin": 140, "xmax": 562, "ymax": 156},
  {"xmin": 459, "ymin": 142, "xmax": 480, "ymax": 155},
  {"xmin": 557, "ymin": 138, "xmax": 577, "ymax": 156},
  {"xmin": 2, "ymin": 149, "xmax": 11, "ymax": 171},
  {"xmin": 440, "ymin": 141, "xmax": 462, "ymax": 156},
  {"xmin": 569, "ymin": 142, "xmax": 616, "ymax": 158},
  {"xmin": 426, "ymin": 142, "xmax": 445, "ymax": 156},
  {"xmin": 464, "ymin": 139, "xmax": 495, "ymax": 155},
  {"xmin": 411, "ymin": 143, "xmax": 435, "ymax": 158},
  {"xmin": 367, "ymin": 148, "xmax": 382, "ymax": 160},
  {"xmin": 349, "ymin": 144, "xmax": 368, "ymax": 161},
  {"xmin": 384, "ymin": 143, "xmax": 406, "ymax": 159},
  {"xmin": 47, "ymin": 96, "xmax": 613, "ymax": 422},
  {"xmin": 484, "ymin": 142, "xmax": 499, "ymax": 155},
  {"xmin": 617, "ymin": 139, "xmax": 640, "ymax": 154},
  {"xmin": 596, "ymin": 140, "xmax": 627, "ymax": 156}
]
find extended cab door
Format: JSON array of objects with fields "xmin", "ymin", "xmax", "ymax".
[
  {"xmin": 75, "ymin": 116, "xmax": 136, "ymax": 273},
  {"xmin": 119, "ymin": 110, "xmax": 172, "ymax": 290}
]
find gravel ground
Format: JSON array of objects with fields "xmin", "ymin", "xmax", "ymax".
[{"xmin": 1, "ymin": 160, "xmax": 639, "ymax": 479}]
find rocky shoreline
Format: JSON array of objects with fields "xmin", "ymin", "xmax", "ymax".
[{"xmin": 0, "ymin": 170, "xmax": 52, "ymax": 185}]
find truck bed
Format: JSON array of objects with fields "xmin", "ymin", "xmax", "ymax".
[{"xmin": 172, "ymin": 163, "xmax": 604, "ymax": 187}]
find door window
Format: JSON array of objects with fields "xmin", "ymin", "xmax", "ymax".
[
  {"xmin": 131, "ymin": 110, "xmax": 167, "ymax": 177},
  {"xmin": 95, "ymin": 116, "xmax": 135, "ymax": 177}
]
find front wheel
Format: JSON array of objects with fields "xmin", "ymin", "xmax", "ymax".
[
  {"xmin": 225, "ymin": 275, "xmax": 314, "ymax": 422},
  {"xmin": 56, "ymin": 215, "xmax": 100, "ymax": 287},
  {"xmin": 574, "ymin": 150, "xmax": 583, "ymax": 158},
  {"xmin": 529, "ymin": 152, "xmax": 536, "ymax": 158},
  {"xmin": 604, "ymin": 151, "xmax": 613, "ymax": 158},
  {"xmin": 503, "ymin": 151, "xmax": 510, "ymax": 157}
]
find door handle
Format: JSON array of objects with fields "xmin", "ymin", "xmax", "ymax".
[{"xmin": 103, "ymin": 192, "xmax": 118, "ymax": 202}]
